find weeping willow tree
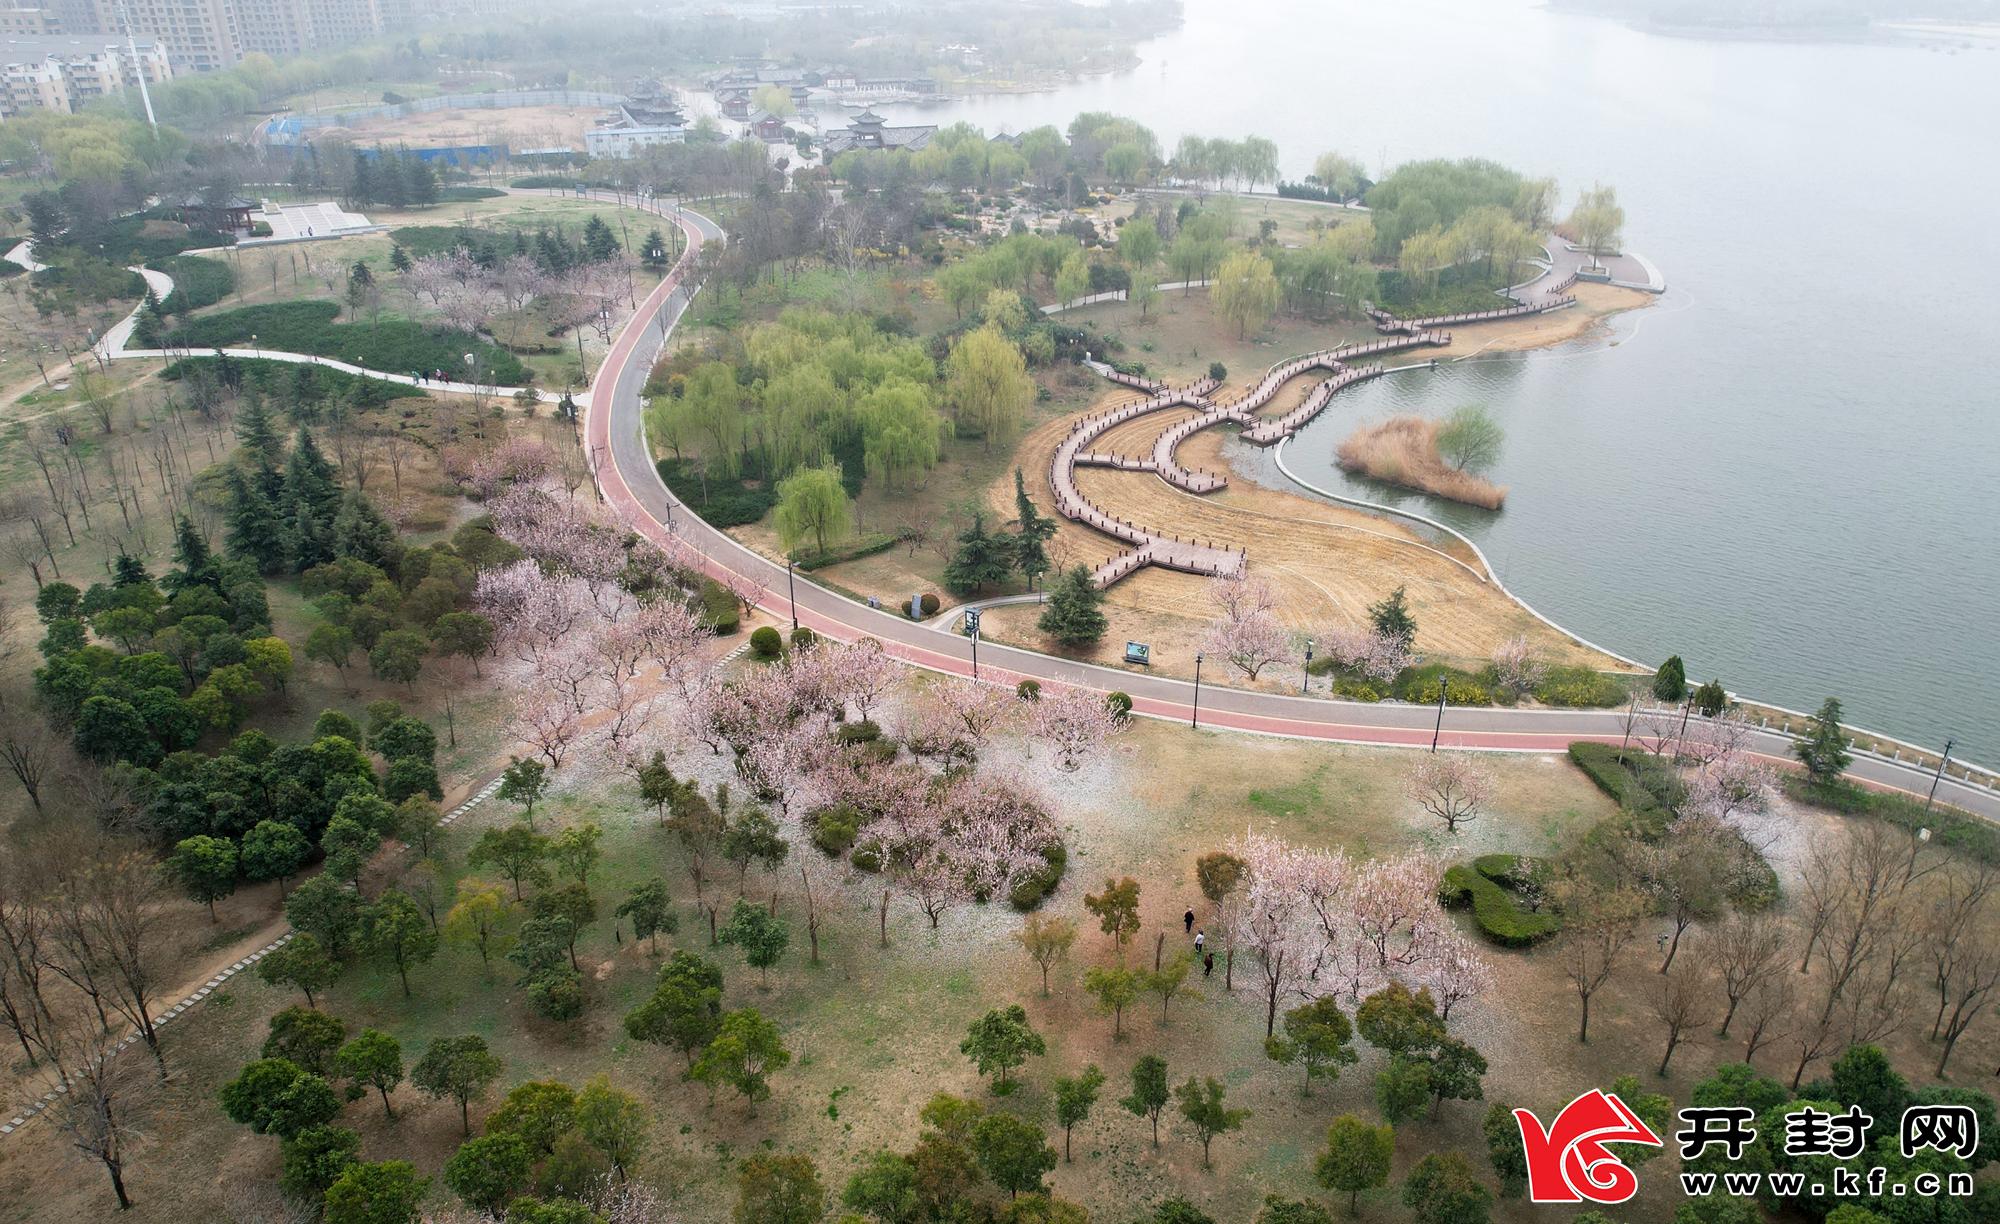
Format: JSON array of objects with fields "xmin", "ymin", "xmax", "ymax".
[{"xmin": 648, "ymin": 309, "xmax": 950, "ymax": 495}]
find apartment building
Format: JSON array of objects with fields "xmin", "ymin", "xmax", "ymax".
[
  {"xmin": 0, "ymin": 30, "xmax": 170, "ymax": 118},
  {"xmin": 3, "ymin": 0, "xmax": 421, "ymax": 74}
]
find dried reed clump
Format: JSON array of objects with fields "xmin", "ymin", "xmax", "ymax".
[{"xmin": 1334, "ymin": 416, "xmax": 1508, "ymax": 510}]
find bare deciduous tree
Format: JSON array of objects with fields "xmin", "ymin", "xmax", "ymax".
[
  {"xmin": 1553, "ymin": 876, "xmax": 1646, "ymax": 1043},
  {"xmin": 1655, "ymin": 953, "xmax": 1711, "ymax": 1076}
]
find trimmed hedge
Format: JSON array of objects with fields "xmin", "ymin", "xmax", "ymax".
[
  {"xmin": 749, "ymin": 626, "xmax": 784, "ymax": 659},
  {"xmin": 162, "ymin": 301, "xmax": 528, "ymax": 384},
  {"xmin": 696, "ymin": 578, "xmax": 739, "ymax": 635},
  {"xmin": 1009, "ymin": 841, "xmax": 1068, "ymax": 911},
  {"xmin": 1784, "ymin": 776, "xmax": 1999, "ymax": 865},
  {"xmin": 1533, "ymin": 666, "xmax": 1628, "ymax": 709},
  {"xmin": 1567, "ymin": 741, "xmax": 1683, "ymax": 833},
  {"xmin": 1440, "ymin": 855, "xmax": 1560, "ymax": 947},
  {"xmin": 793, "ymin": 533, "xmax": 897, "ymax": 571},
  {"xmin": 149, "ymin": 255, "xmax": 234, "ymax": 312},
  {"xmin": 437, "ymin": 186, "xmax": 506, "ymax": 202}
]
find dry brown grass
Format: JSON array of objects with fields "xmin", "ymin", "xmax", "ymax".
[{"xmin": 1336, "ymin": 415, "xmax": 1508, "ymax": 510}]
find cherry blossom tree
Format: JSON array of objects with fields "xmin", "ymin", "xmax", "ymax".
[
  {"xmin": 1315, "ymin": 625, "xmax": 1411, "ymax": 684},
  {"xmin": 904, "ymin": 678, "xmax": 1016, "ymax": 764},
  {"xmin": 1489, "ymin": 635, "xmax": 1546, "ymax": 698},
  {"xmin": 1202, "ymin": 574, "xmax": 1292, "ymax": 681},
  {"xmin": 631, "ymin": 597, "xmax": 711, "ymax": 699},
  {"xmin": 1405, "ymin": 755, "xmax": 1495, "ymax": 835},
  {"xmin": 1230, "ymin": 833, "xmax": 1315, "ymax": 1037},
  {"xmin": 1419, "ymin": 928, "xmax": 1495, "ymax": 1020},
  {"xmin": 1026, "ymin": 683, "xmax": 1124, "ymax": 772},
  {"xmin": 513, "ymin": 690, "xmax": 582, "ymax": 770}
]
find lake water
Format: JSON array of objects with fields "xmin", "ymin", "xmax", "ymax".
[{"xmin": 873, "ymin": 0, "xmax": 2000, "ymax": 764}]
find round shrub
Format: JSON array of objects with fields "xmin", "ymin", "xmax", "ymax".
[
  {"xmin": 1105, "ymin": 691, "xmax": 1133, "ymax": 720},
  {"xmin": 1016, "ymin": 679, "xmax": 1042, "ymax": 702},
  {"xmin": 835, "ymin": 720, "xmax": 882, "ymax": 744},
  {"xmin": 1009, "ymin": 841, "xmax": 1069, "ymax": 911},
  {"xmin": 526, "ymin": 970, "xmax": 586, "ymax": 1021},
  {"xmin": 1332, "ymin": 679, "xmax": 1383, "ymax": 702},
  {"xmin": 919, "ymin": 593, "xmax": 941, "ymax": 617},
  {"xmin": 749, "ymin": 626, "xmax": 784, "ymax": 659},
  {"xmin": 809, "ymin": 805, "xmax": 861, "ymax": 856},
  {"xmin": 1208, "ymin": 361, "xmax": 1227, "ymax": 382},
  {"xmin": 790, "ymin": 626, "xmax": 818, "ymax": 651},
  {"xmin": 850, "ymin": 840, "xmax": 884, "ymax": 873}
]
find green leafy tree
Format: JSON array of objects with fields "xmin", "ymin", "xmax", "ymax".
[
  {"xmin": 323, "ymin": 1160, "xmax": 427, "ymax": 1224},
  {"xmin": 468, "ymin": 824, "xmax": 552, "ymax": 899},
  {"xmin": 773, "ymin": 464, "xmax": 854, "ymax": 556},
  {"xmin": 1403, "ymin": 1152, "xmax": 1492, "ymax": 1224},
  {"xmin": 280, "ymin": 1124, "xmax": 361, "ymax": 1199},
  {"xmin": 529, "ymin": 883, "xmax": 597, "ymax": 970},
  {"xmin": 1375, "ymin": 1055, "xmax": 1433, "ymax": 1125},
  {"xmin": 241, "ymin": 819, "xmax": 309, "ymax": 896},
  {"xmin": 1421, "ymin": 1038, "xmax": 1488, "ymax": 1118},
  {"xmin": 305, "ymin": 623, "xmax": 355, "ymax": 685},
  {"xmin": 735, "ymin": 1152, "xmax": 825, "ymax": 1224},
  {"xmin": 1083, "ymin": 965, "xmax": 1142, "ymax": 1038},
  {"xmin": 1435, "ymin": 404, "xmax": 1504, "ymax": 472},
  {"xmin": 219, "ymin": 1058, "xmax": 342, "ymax": 1139},
  {"xmin": 1693, "ymin": 679, "xmax": 1728, "ymax": 717},
  {"xmin": 1266, "ymin": 995, "xmax": 1360, "ymax": 1095},
  {"xmin": 1052, "ymin": 1064, "xmax": 1105, "ymax": 1162},
  {"xmin": 368, "ymin": 629, "xmax": 427, "ymax": 688},
  {"xmin": 443, "ymin": 1133, "xmax": 531, "ymax": 1214},
  {"xmin": 167, "ymin": 835, "xmax": 238, "ymax": 920},
  {"xmin": 1366, "ymin": 587, "xmax": 1417, "ymax": 650},
  {"xmin": 721, "ymin": 806, "xmax": 789, "ymax": 888},
  {"xmin": 263, "ymin": 1005, "xmax": 346, "ymax": 1075},
  {"xmin": 1796, "ymin": 697, "xmax": 1851, "ymax": 783},
  {"xmin": 720, "ymin": 898, "xmax": 790, "ymax": 985},
  {"xmin": 258, "ymin": 933, "xmax": 340, "ymax": 1007},
  {"xmin": 1037, "ymin": 566, "xmax": 1108, "ymax": 648},
  {"xmin": 690, "ymin": 1008, "xmax": 790, "ymax": 1112},
  {"xmin": 576, "ymin": 1074, "xmax": 649, "ymax": 1181},
  {"xmin": 286, "ymin": 876, "xmax": 362, "ymax": 958},
  {"xmin": 972, "ymin": 1112, "xmax": 1058, "ymax": 1198},
  {"xmin": 615, "ymin": 878, "xmax": 676, "ymax": 952},
  {"xmin": 1084, "ymin": 876, "xmax": 1142, "ymax": 951},
  {"xmin": 550, "ymin": 821, "xmax": 604, "ymax": 885},
  {"xmin": 443, "ymin": 879, "xmax": 519, "ymax": 971},
  {"xmin": 333, "ymin": 1029, "xmax": 402, "ymax": 1119},
  {"xmin": 624, "ymin": 951, "xmax": 725, "ymax": 1068},
  {"xmin": 945, "ymin": 324, "xmax": 1034, "ymax": 448},
  {"xmin": 843, "ymin": 1149, "xmax": 921, "ymax": 1223},
  {"xmin": 361, "ymin": 890, "xmax": 438, "ymax": 996},
  {"xmin": 960, "ymin": 1004, "xmax": 1047, "ymax": 1092},
  {"xmin": 1653, "ymin": 656, "xmax": 1687, "ymax": 702},
  {"xmin": 487, "ymin": 1079, "xmax": 578, "ymax": 1156},
  {"xmin": 1176, "ymin": 1076, "xmax": 1250, "ymax": 1168},
  {"xmin": 429, "ymin": 611, "xmax": 495, "ymax": 676},
  {"xmin": 1482, "ymin": 1102, "xmax": 1529, "ymax": 1197},
  {"xmin": 499, "ymin": 756, "xmax": 549, "ymax": 826},
  {"xmin": 1213, "ymin": 249, "xmax": 1279, "ymax": 338},
  {"xmin": 1120, "ymin": 1053, "xmax": 1171, "ymax": 1148},
  {"xmin": 1356, "ymin": 983, "xmax": 1446, "ymax": 1055},
  {"xmin": 1317, "ymin": 1114, "xmax": 1395, "ymax": 1215},
  {"xmin": 410, "ymin": 1034, "xmax": 503, "ymax": 1135},
  {"xmin": 320, "ymin": 814, "xmax": 379, "ymax": 888}
]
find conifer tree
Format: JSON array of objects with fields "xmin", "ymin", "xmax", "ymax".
[
  {"xmin": 333, "ymin": 492, "xmax": 401, "ymax": 572},
  {"xmin": 225, "ymin": 468, "xmax": 289, "ymax": 573},
  {"xmin": 943, "ymin": 512, "xmax": 1015, "ymax": 596},
  {"xmin": 1012, "ymin": 469, "xmax": 1056, "ymax": 590},
  {"xmin": 1037, "ymin": 566, "xmax": 1108, "ymax": 648}
]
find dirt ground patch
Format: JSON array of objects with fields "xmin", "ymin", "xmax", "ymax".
[{"xmin": 327, "ymin": 103, "xmax": 602, "ymax": 153}]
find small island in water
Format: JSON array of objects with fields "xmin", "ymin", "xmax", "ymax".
[{"xmin": 1336, "ymin": 406, "xmax": 1510, "ymax": 510}]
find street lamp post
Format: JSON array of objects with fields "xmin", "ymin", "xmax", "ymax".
[
  {"xmin": 1926, "ymin": 738, "xmax": 1956, "ymax": 813},
  {"xmin": 1431, "ymin": 681, "xmax": 1448, "ymax": 752},
  {"xmin": 787, "ymin": 557, "xmax": 798, "ymax": 632},
  {"xmin": 1191, "ymin": 652, "xmax": 1204, "ymax": 729},
  {"xmin": 1302, "ymin": 640, "xmax": 1314, "ymax": 694}
]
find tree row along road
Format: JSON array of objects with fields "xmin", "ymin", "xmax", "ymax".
[{"xmin": 419, "ymin": 192, "xmax": 1986, "ymax": 824}]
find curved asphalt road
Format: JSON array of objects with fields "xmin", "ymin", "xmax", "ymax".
[{"xmin": 586, "ymin": 199, "xmax": 1997, "ymax": 821}]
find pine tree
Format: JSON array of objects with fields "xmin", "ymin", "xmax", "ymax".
[
  {"xmin": 1012, "ymin": 469, "xmax": 1056, "ymax": 590},
  {"xmin": 641, "ymin": 228, "xmax": 668, "ymax": 268},
  {"xmin": 288, "ymin": 501, "xmax": 335, "ymax": 573},
  {"xmin": 1796, "ymin": 697, "xmax": 1852, "ymax": 784},
  {"xmin": 333, "ymin": 492, "xmax": 401, "ymax": 572},
  {"xmin": 284, "ymin": 429, "xmax": 341, "ymax": 523},
  {"xmin": 235, "ymin": 393, "xmax": 282, "ymax": 466},
  {"xmin": 132, "ymin": 287, "xmax": 167, "ymax": 347},
  {"xmin": 389, "ymin": 245, "xmax": 412, "ymax": 273},
  {"xmin": 225, "ymin": 467, "xmax": 289, "ymax": 573},
  {"xmin": 943, "ymin": 512, "xmax": 1014, "ymax": 596},
  {"xmin": 166, "ymin": 515, "xmax": 221, "ymax": 592},
  {"xmin": 583, "ymin": 215, "xmax": 620, "ymax": 263},
  {"xmin": 1037, "ymin": 566, "xmax": 1108, "ymax": 648}
]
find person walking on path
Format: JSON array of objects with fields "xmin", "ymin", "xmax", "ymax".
[
  {"xmin": 1183, "ymin": 909, "xmax": 1195, "ymax": 934},
  {"xmin": 1194, "ymin": 929, "xmax": 1205, "ymax": 955},
  {"xmin": 1203, "ymin": 951, "xmax": 1215, "ymax": 978}
]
